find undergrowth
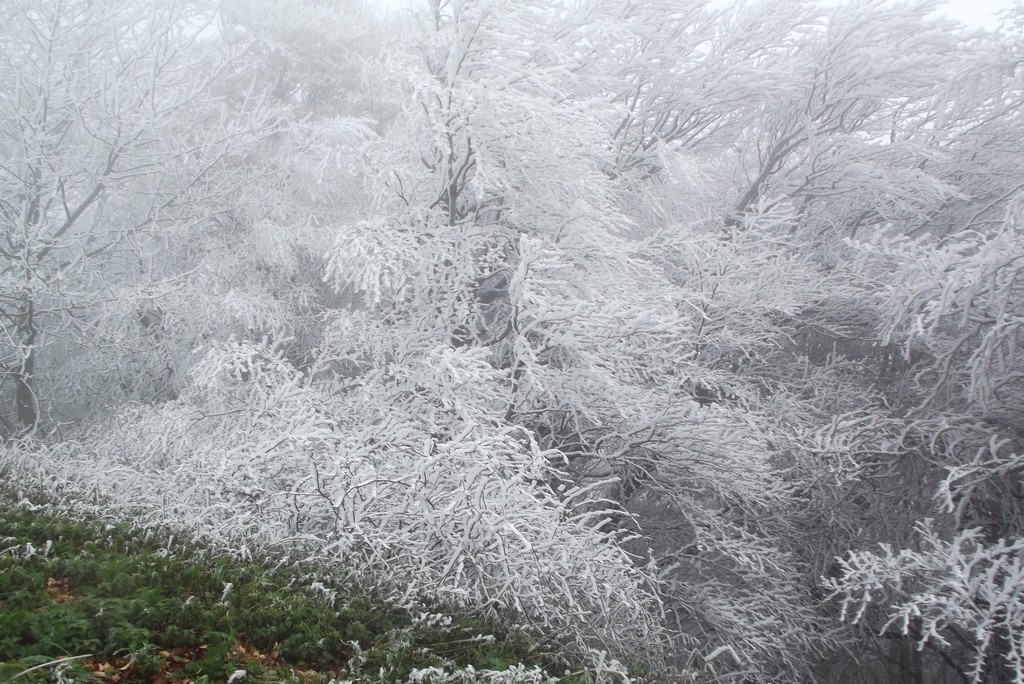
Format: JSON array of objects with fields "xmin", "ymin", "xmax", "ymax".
[{"xmin": 0, "ymin": 489, "xmax": 609, "ymax": 683}]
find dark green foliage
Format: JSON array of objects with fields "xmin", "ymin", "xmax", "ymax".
[{"xmin": 0, "ymin": 494, "xmax": 599, "ymax": 682}]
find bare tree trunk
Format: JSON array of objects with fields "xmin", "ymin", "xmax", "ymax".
[
  {"xmin": 15, "ymin": 299, "xmax": 38, "ymax": 431},
  {"xmin": 885, "ymin": 632, "xmax": 924, "ymax": 684}
]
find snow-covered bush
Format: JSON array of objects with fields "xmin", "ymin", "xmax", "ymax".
[
  {"xmin": 0, "ymin": 337, "xmax": 665, "ymax": 665},
  {"xmin": 827, "ymin": 521, "xmax": 1024, "ymax": 684}
]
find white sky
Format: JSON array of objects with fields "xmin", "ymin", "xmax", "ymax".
[
  {"xmin": 935, "ymin": 0, "xmax": 1014, "ymax": 28},
  {"xmin": 372, "ymin": 0, "xmax": 1016, "ymax": 29}
]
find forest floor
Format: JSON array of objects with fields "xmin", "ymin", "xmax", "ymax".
[{"xmin": 0, "ymin": 490, "xmax": 592, "ymax": 683}]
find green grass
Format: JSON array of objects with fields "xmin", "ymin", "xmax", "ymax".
[{"xmin": 0, "ymin": 493, "xmax": 590, "ymax": 683}]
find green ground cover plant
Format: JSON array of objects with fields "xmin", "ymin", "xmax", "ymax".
[{"xmin": 0, "ymin": 491, "xmax": 594, "ymax": 683}]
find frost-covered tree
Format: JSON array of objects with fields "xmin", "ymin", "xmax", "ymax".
[
  {"xmin": 335, "ymin": 1, "xmax": 849, "ymax": 677},
  {"xmin": 0, "ymin": 0, "xmax": 270, "ymax": 430},
  {"xmin": 133, "ymin": 0, "xmax": 384, "ymax": 391},
  {"xmin": 581, "ymin": 1, "xmax": 1024, "ymax": 679},
  {"xmin": 825, "ymin": 190, "xmax": 1024, "ymax": 682},
  {"xmin": 2, "ymin": 0, "xmax": 672, "ymax": 666},
  {"xmin": 717, "ymin": 1, "xmax": 960, "ymax": 250}
]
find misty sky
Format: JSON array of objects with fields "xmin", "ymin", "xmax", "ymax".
[{"xmin": 937, "ymin": 0, "xmax": 1015, "ymax": 27}]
